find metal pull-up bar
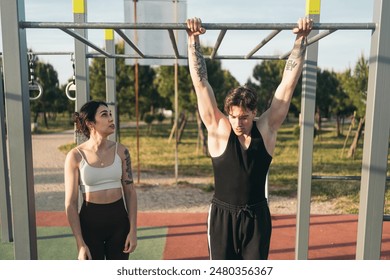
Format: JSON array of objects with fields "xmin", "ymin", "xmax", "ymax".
[
  {"xmin": 19, "ymin": 21, "xmax": 376, "ymax": 61},
  {"xmin": 19, "ymin": 21, "xmax": 376, "ymax": 30}
]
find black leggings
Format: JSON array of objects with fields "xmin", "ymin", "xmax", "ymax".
[
  {"xmin": 79, "ymin": 198, "xmax": 130, "ymax": 260},
  {"xmin": 207, "ymin": 197, "xmax": 272, "ymax": 260}
]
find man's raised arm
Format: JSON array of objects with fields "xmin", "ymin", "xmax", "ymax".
[
  {"xmin": 187, "ymin": 17, "xmax": 224, "ymax": 130},
  {"xmin": 265, "ymin": 17, "xmax": 313, "ymax": 132}
]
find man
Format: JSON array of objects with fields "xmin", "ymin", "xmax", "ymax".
[{"xmin": 186, "ymin": 17, "xmax": 313, "ymax": 260}]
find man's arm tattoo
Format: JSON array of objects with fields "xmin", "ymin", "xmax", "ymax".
[
  {"xmin": 290, "ymin": 36, "xmax": 307, "ymax": 59},
  {"xmin": 285, "ymin": 37, "xmax": 307, "ymax": 71},
  {"xmin": 190, "ymin": 42, "xmax": 208, "ymax": 82},
  {"xmin": 285, "ymin": 59, "xmax": 298, "ymax": 71},
  {"xmin": 123, "ymin": 149, "xmax": 134, "ymax": 185}
]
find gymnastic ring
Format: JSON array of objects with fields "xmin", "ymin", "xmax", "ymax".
[
  {"xmin": 65, "ymin": 82, "xmax": 76, "ymax": 101},
  {"xmin": 29, "ymin": 80, "xmax": 43, "ymax": 100}
]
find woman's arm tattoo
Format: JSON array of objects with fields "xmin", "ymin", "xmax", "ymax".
[
  {"xmin": 123, "ymin": 149, "xmax": 134, "ymax": 185},
  {"xmin": 190, "ymin": 42, "xmax": 208, "ymax": 82}
]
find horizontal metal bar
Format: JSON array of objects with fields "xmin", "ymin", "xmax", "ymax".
[
  {"xmin": 384, "ymin": 215, "xmax": 390, "ymax": 222},
  {"xmin": 312, "ymin": 175, "xmax": 361, "ymax": 181},
  {"xmin": 19, "ymin": 21, "xmax": 376, "ymax": 31},
  {"xmin": 86, "ymin": 52, "xmax": 284, "ymax": 60},
  {"xmin": 0, "ymin": 51, "xmax": 74, "ymax": 56},
  {"xmin": 27, "ymin": 51, "xmax": 73, "ymax": 56},
  {"xmin": 312, "ymin": 175, "xmax": 390, "ymax": 181}
]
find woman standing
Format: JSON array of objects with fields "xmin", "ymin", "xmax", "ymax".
[{"xmin": 64, "ymin": 100, "xmax": 137, "ymax": 260}]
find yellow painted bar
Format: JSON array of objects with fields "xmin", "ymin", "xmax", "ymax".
[
  {"xmin": 306, "ymin": 0, "xmax": 321, "ymax": 15},
  {"xmin": 73, "ymin": 0, "xmax": 85, "ymax": 14},
  {"xmin": 105, "ymin": 29, "xmax": 114, "ymax": 41}
]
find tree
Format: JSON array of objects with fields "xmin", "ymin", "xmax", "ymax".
[
  {"xmin": 316, "ymin": 69, "xmax": 353, "ymax": 138},
  {"xmin": 248, "ymin": 60, "xmax": 302, "ymax": 118},
  {"xmin": 248, "ymin": 60, "xmax": 284, "ymax": 114},
  {"xmin": 339, "ymin": 54, "xmax": 369, "ymax": 158},
  {"xmin": 88, "ymin": 41, "xmax": 158, "ymax": 120},
  {"xmin": 29, "ymin": 55, "xmax": 69, "ymax": 128}
]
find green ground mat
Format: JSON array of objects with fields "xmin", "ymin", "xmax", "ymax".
[{"xmin": 0, "ymin": 226, "xmax": 167, "ymax": 260}]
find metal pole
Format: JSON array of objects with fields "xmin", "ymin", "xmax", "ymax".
[
  {"xmin": 356, "ymin": 0, "xmax": 390, "ymax": 260},
  {"xmin": 0, "ymin": 0, "xmax": 37, "ymax": 259},
  {"xmin": 73, "ymin": 0, "xmax": 89, "ymax": 144},
  {"xmin": 295, "ymin": 0, "xmax": 320, "ymax": 260},
  {"xmin": 105, "ymin": 29, "xmax": 118, "ymax": 142},
  {"xmin": 0, "ymin": 65, "xmax": 13, "ymax": 243},
  {"xmin": 134, "ymin": 0, "xmax": 140, "ymax": 184},
  {"xmin": 174, "ymin": 0, "xmax": 179, "ymax": 183}
]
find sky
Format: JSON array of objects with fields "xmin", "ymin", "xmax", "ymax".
[{"xmin": 0, "ymin": 0, "xmax": 375, "ymax": 85}]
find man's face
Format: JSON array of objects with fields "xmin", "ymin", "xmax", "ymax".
[{"xmin": 228, "ymin": 106, "xmax": 256, "ymax": 136}]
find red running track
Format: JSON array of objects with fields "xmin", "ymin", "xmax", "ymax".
[{"xmin": 36, "ymin": 211, "xmax": 390, "ymax": 260}]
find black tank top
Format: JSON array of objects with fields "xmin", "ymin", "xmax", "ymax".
[{"xmin": 211, "ymin": 122, "xmax": 272, "ymax": 205}]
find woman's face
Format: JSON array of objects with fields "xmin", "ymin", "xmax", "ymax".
[{"xmin": 90, "ymin": 105, "xmax": 115, "ymax": 136}]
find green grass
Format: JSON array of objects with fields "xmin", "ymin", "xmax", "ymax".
[
  {"xmin": 0, "ymin": 226, "xmax": 167, "ymax": 260},
  {"xmin": 31, "ymin": 112, "xmax": 74, "ymax": 134},
  {"xmin": 119, "ymin": 121, "xmax": 213, "ymax": 177},
  {"xmin": 59, "ymin": 118, "xmax": 390, "ymax": 214}
]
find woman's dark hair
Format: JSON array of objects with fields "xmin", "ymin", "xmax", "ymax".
[
  {"xmin": 223, "ymin": 85, "xmax": 258, "ymax": 115},
  {"xmin": 73, "ymin": 100, "xmax": 108, "ymax": 138}
]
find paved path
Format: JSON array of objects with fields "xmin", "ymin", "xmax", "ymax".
[{"xmin": 32, "ymin": 130, "xmax": 74, "ymax": 211}]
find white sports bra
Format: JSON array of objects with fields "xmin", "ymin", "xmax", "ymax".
[{"xmin": 76, "ymin": 143, "xmax": 122, "ymax": 193}]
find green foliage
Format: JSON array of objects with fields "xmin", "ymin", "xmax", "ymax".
[
  {"xmin": 248, "ymin": 60, "xmax": 286, "ymax": 114},
  {"xmin": 338, "ymin": 54, "xmax": 368, "ymax": 119},
  {"xmin": 143, "ymin": 112, "xmax": 155, "ymax": 124},
  {"xmin": 29, "ymin": 54, "xmax": 70, "ymax": 128},
  {"xmin": 156, "ymin": 113, "xmax": 165, "ymax": 123},
  {"xmin": 154, "ymin": 64, "xmax": 194, "ymax": 113},
  {"xmin": 89, "ymin": 41, "xmax": 161, "ymax": 119}
]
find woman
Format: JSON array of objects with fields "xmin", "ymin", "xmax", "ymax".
[{"xmin": 64, "ymin": 100, "xmax": 137, "ymax": 260}]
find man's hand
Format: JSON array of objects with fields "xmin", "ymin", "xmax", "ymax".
[
  {"xmin": 186, "ymin": 17, "xmax": 206, "ymax": 37},
  {"xmin": 293, "ymin": 17, "xmax": 313, "ymax": 37}
]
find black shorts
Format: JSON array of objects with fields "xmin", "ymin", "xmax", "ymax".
[
  {"xmin": 79, "ymin": 198, "xmax": 130, "ymax": 260},
  {"xmin": 207, "ymin": 197, "xmax": 272, "ymax": 260}
]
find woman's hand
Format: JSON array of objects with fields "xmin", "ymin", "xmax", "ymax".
[
  {"xmin": 78, "ymin": 245, "xmax": 92, "ymax": 260},
  {"xmin": 123, "ymin": 231, "xmax": 137, "ymax": 254}
]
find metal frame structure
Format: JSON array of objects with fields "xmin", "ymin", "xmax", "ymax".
[{"xmin": 0, "ymin": 0, "xmax": 388, "ymax": 260}]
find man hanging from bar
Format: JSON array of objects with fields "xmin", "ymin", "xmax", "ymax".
[{"xmin": 186, "ymin": 17, "xmax": 313, "ymax": 260}]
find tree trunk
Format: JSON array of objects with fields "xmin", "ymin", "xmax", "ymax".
[
  {"xmin": 34, "ymin": 112, "xmax": 39, "ymax": 123},
  {"xmin": 341, "ymin": 112, "xmax": 356, "ymax": 158},
  {"xmin": 315, "ymin": 107, "xmax": 321, "ymax": 140},
  {"xmin": 44, "ymin": 111, "xmax": 49, "ymax": 129},
  {"xmin": 177, "ymin": 112, "xmax": 187, "ymax": 142},
  {"xmin": 347, "ymin": 116, "xmax": 365, "ymax": 159},
  {"xmin": 168, "ymin": 111, "xmax": 186, "ymax": 143},
  {"xmin": 168, "ymin": 121, "xmax": 177, "ymax": 143},
  {"xmin": 336, "ymin": 115, "xmax": 341, "ymax": 137}
]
